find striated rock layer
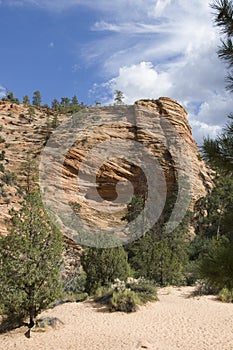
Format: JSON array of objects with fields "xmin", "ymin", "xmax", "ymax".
[{"xmin": 0, "ymin": 97, "xmax": 213, "ymax": 244}]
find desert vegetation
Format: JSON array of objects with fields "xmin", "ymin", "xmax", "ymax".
[{"xmin": 0, "ymin": 0, "xmax": 232, "ymax": 339}]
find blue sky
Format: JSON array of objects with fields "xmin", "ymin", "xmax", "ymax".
[{"xmin": 0, "ymin": 0, "xmax": 232, "ymax": 144}]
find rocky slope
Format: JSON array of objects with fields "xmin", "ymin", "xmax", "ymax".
[{"xmin": 0, "ymin": 98, "xmax": 213, "ymax": 245}]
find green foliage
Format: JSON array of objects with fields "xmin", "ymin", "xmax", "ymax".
[
  {"xmin": 195, "ymin": 103, "xmax": 233, "ymax": 293},
  {"xmin": 114, "ymin": 90, "xmax": 125, "ymax": 105},
  {"xmin": 0, "ymin": 164, "xmax": 5, "ymax": 173},
  {"xmin": 110, "ymin": 290, "xmax": 139, "ymax": 312},
  {"xmin": 126, "ymin": 278, "xmax": 158, "ymax": 303},
  {"xmin": 95, "ymin": 277, "xmax": 158, "ymax": 313},
  {"xmin": 219, "ymin": 287, "xmax": 233, "ymax": 302},
  {"xmin": 28, "ymin": 106, "xmax": 35, "ymax": 123},
  {"xmin": 3, "ymin": 92, "xmax": 19, "ymax": 104},
  {"xmin": 124, "ymin": 196, "xmax": 190, "ymax": 286},
  {"xmin": 20, "ymin": 153, "xmax": 38, "ymax": 193},
  {"xmin": 81, "ymin": 245, "xmax": 131, "ymax": 295},
  {"xmin": 197, "ymin": 236, "xmax": 233, "ymax": 291},
  {"xmin": 61, "ymin": 97, "xmax": 70, "ymax": 106},
  {"xmin": 211, "ymin": 0, "xmax": 233, "ymax": 91},
  {"xmin": 69, "ymin": 201, "xmax": 82, "ymax": 212},
  {"xmin": 51, "ymin": 114, "xmax": 59, "ymax": 128},
  {"xmin": 32, "ymin": 90, "xmax": 42, "ymax": 107},
  {"xmin": 195, "ymin": 175, "xmax": 233, "ymax": 240},
  {"xmin": 0, "ymin": 190, "xmax": 63, "ymax": 332},
  {"xmin": 0, "ymin": 151, "xmax": 5, "ymax": 161},
  {"xmin": 23, "ymin": 95, "xmax": 30, "ymax": 105},
  {"xmin": 71, "ymin": 95, "xmax": 79, "ymax": 105},
  {"xmin": 202, "ymin": 118, "xmax": 233, "ymax": 173},
  {"xmin": 51, "ymin": 98, "xmax": 60, "ymax": 110},
  {"xmin": 1, "ymin": 171, "xmax": 17, "ymax": 186}
]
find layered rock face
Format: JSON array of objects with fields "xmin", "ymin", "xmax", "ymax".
[
  {"xmin": 39, "ymin": 97, "xmax": 213, "ymax": 244},
  {"xmin": 0, "ymin": 97, "xmax": 213, "ymax": 244}
]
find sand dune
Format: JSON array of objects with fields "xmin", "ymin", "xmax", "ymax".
[{"xmin": 1, "ymin": 286, "xmax": 233, "ymax": 350}]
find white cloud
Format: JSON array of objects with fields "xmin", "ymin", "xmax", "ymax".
[
  {"xmin": 2, "ymin": 0, "xmax": 232, "ymax": 144},
  {"xmin": 0, "ymin": 85, "xmax": 6, "ymax": 98},
  {"xmin": 85, "ymin": 0, "xmax": 232, "ymax": 144},
  {"xmin": 108, "ymin": 62, "xmax": 172, "ymax": 103}
]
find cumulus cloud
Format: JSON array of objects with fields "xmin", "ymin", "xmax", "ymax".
[
  {"xmin": 86, "ymin": 0, "xmax": 232, "ymax": 144},
  {"xmin": 3, "ymin": 0, "xmax": 232, "ymax": 144},
  {"xmin": 107, "ymin": 62, "xmax": 172, "ymax": 103}
]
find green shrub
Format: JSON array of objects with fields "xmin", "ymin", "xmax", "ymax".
[
  {"xmin": 82, "ymin": 244, "xmax": 131, "ymax": 295},
  {"xmin": 1, "ymin": 171, "xmax": 17, "ymax": 185},
  {"xmin": 127, "ymin": 278, "xmax": 158, "ymax": 303},
  {"xmin": 198, "ymin": 237, "xmax": 233, "ymax": 291},
  {"xmin": 109, "ymin": 290, "xmax": 139, "ymax": 312},
  {"xmin": 0, "ymin": 164, "xmax": 4, "ymax": 173},
  {"xmin": 0, "ymin": 151, "xmax": 5, "ymax": 161},
  {"xmin": 193, "ymin": 280, "xmax": 218, "ymax": 296},
  {"xmin": 219, "ymin": 288, "xmax": 233, "ymax": 303},
  {"xmin": 94, "ymin": 277, "xmax": 158, "ymax": 312}
]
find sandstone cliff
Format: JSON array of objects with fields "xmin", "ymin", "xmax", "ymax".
[{"xmin": 0, "ymin": 98, "xmax": 213, "ymax": 245}]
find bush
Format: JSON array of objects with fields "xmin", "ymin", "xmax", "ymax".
[
  {"xmin": 82, "ymin": 244, "xmax": 131, "ymax": 295},
  {"xmin": 94, "ymin": 277, "xmax": 158, "ymax": 313},
  {"xmin": 0, "ymin": 164, "xmax": 4, "ymax": 173},
  {"xmin": 126, "ymin": 278, "xmax": 158, "ymax": 303},
  {"xmin": 0, "ymin": 151, "xmax": 5, "ymax": 161},
  {"xmin": 0, "ymin": 136, "xmax": 5, "ymax": 144},
  {"xmin": 109, "ymin": 290, "xmax": 139, "ymax": 312},
  {"xmin": 219, "ymin": 288, "xmax": 233, "ymax": 303},
  {"xmin": 193, "ymin": 280, "xmax": 218, "ymax": 296},
  {"xmin": 1, "ymin": 171, "xmax": 17, "ymax": 185},
  {"xmin": 197, "ymin": 237, "xmax": 233, "ymax": 291}
]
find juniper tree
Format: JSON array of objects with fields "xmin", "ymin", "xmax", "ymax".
[
  {"xmin": 32, "ymin": 90, "xmax": 42, "ymax": 107},
  {"xmin": 51, "ymin": 98, "xmax": 60, "ymax": 110},
  {"xmin": 81, "ymin": 243, "xmax": 131, "ymax": 295},
  {"xmin": 0, "ymin": 190, "xmax": 63, "ymax": 336},
  {"xmin": 23, "ymin": 95, "xmax": 30, "ymax": 105}
]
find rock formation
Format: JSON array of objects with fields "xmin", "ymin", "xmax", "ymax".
[{"xmin": 0, "ymin": 98, "xmax": 213, "ymax": 245}]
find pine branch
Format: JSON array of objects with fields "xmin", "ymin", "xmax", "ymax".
[
  {"xmin": 226, "ymin": 71, "xmax": 233, "ymax": 91},
  {"xmin": 211, "ymin": 0, "xmax": 233, "ymax": 37},
  {"xmin": 218, "ymin": 38, "xmax": 233, "ymax": 66}
]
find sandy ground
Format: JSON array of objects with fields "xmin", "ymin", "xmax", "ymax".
[{"xmin": 1, "ymin": 286, "xmax": 233, "ymax": 350}]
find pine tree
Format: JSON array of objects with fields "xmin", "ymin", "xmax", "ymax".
[
  {"xmin": 51, "ymin": 98, "xmax": 59, "ymax": 110},
  {"xmin": 60, "ymin": 97, "xmax": 70, "ymax": 106},
  {"xmin": 0, "ymin": 190, "xmax": 63, "ymax": 336},
  {"xmin": 211, "ymin": 0, "xmax": 233, "ymax": 91},
  {"xmin": 202, "ymin": 116, "xmax": 233, "ymax": 173},
  {"xmin": 114, "ymin": 90, "xmax": 125, "ymax": 105},
  {"xmin": 4, "ymin": 91, "xmax": 19, "ymax": 104},
  {"xmin": 32, "ymin": 90, "xmax": 42, "ymax": 107},
  {"xmin": 71, "ymin": 95, "xmax": 78, "ymax": 105},
  {"xmin": 23, "ymin": 95, "xmax": 30, "ymax": 105}
]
